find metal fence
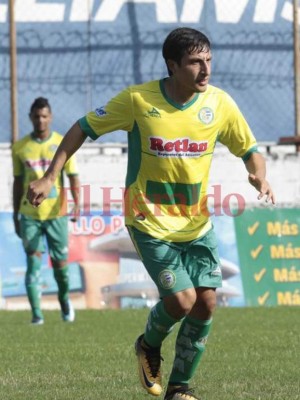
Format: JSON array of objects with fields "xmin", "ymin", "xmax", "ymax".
[{"xmin": 0, "ymin": 0, "xmax": 296, "ymax": 143}]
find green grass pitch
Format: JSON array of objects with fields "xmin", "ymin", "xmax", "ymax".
[{"xmin": 0, "ymin": 307, "xmax": 299, "ymax": 400}]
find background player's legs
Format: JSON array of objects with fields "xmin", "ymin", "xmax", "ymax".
[
  {"xmin": 52, "ymin": 260, "xmax": 69, "ymax": 305},
  {"xmin": 51, "ymin": 259, "xmax": 74, "ymax": 322},
  {"xmin": 52, "ymin": 260, "xmax": 74, "ymax": 322},
  {"xmin": 25, "ymin": 252, "xmax": 43, "ymax": 321},
  {"xmin": 20, "ymin": 215, "xmax": 44, "ymax": 323},
  {"xmin": 45, "ymin": 217, "xmax": 74, "ymax": 321}
]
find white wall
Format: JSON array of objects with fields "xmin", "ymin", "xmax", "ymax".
[{"xmin": 1, "ymin": 143, "xmax": 299, "ymax": 212}]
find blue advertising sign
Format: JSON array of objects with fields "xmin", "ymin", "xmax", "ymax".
[{"xmin": 0, "ymin": 212, "xmax": 83, "ymax": 298}]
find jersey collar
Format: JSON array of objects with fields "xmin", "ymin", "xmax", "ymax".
[
  {"xmin": 31, "ymin": 131, "xmax": 53, "ymax": 143},
  {"xmin": 159, "ymin": 78, "xmax": 199, "ymax": 110}
]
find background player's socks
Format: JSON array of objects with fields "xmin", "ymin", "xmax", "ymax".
[
  {"xmin": 54, "ymin": 265, "xmax": 69, "ymax": 303},
  {"xmin": 144, "ymin": 301, "xmax": 179, "ymax": 348},
  {"xmin": 168, "ymin": 317, "xmax": 212, "ymax": 384},
  {"xmin": 25, "ymin": 254, "xmax": 43, "ymax": 319}
]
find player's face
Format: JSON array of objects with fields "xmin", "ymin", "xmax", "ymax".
[
  {"xmin": 170, "ymin": 48, "xmax": 212, "ymax": 94},
  {"xmin": 30, "ymin": 107, "xmax": 52, "ymax": 136}
]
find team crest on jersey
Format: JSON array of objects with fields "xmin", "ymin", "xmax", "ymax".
[
  {"xmin": 49, "ymin": 144, "xmax": 58, "ymax": 153},
  {"xmin": 158, "ymin": 270, "xmax": 176, "ymax": 289},
  {"xmin": 198, "ymin": 107, "xmax": 214, "ymax": 124},
  {"xmin": 23, "ymin": 148, "xmax": 32, "ymax": 156},
  {"xmin": 95, "ymin": 106, "xmax": 107, "ymax": 117}
]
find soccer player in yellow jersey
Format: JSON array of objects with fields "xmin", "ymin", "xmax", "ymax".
[
  {"xmin": 27, "ymin": 29, "xmax": 275, "ymax": 399},
  {"xmin": 12, "ymin": 97, "xmax": 80, "ymax": 325}
]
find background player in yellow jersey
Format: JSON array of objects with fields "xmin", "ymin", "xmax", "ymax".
[
  {"xmin": 12, "ymin": 97, "xmax": 80, "ymax": 325},
  {"xmin": 27, "ymin": 29, "xmax": 274, "ymax": 399}
]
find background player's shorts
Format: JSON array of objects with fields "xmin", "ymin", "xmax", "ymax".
[
  {"xmin": 127, "ymin": 226, "xmax": 222, "ymax": 297},
  {"xmin": 20, "ymin": 215, "xmax": 69, "ymax": 261}
]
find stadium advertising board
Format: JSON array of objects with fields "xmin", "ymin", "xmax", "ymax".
[
  {"xmin": 234, "ymin": 208, "xmax": 300, "ymax": 306},
  {"xmin": 0, "ymin": 210, "xmax": 244, "ymax": 309},
  {"xmin": 0, "ymin": 211, "xmax": 122, "ymax": 309},
  {"xmin": 0, "ymin": 1, "xmax": 295, "ymax": 24}
]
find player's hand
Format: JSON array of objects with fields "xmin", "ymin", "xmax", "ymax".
[
  {"xmin": 27, "ymin": 177, "xmax": 53, "ymax": 207},
  {"xmin": 248, "ymin": 173, "xmax": 275, "ymax": 204},
  {"xmin": 70, "ymin": 204, "xmax": 80, "ymax": 222}
]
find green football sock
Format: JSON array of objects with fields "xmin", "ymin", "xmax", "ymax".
[
  {"xmin": 168, "ymin": 316, "xmax": 212, "ymax": 385},
  {"xmin": 53, "ymin": 265, "xmax": 69, "ymax": 303},
  {"xmin": 25, "ymin": 254, "xmax": 43, "ymax": 319},
  {"xmin": 144, "ymin": 301, "xmax": 179, "ymax": 348}
]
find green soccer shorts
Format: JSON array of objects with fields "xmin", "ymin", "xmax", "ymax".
[
  {"xmin": 20, "ymin": 215, "xmax": 69, "ymax": 261},
  {"xmin": 127, "ymin": 226, "xmax": 222, "ymax": 297}
]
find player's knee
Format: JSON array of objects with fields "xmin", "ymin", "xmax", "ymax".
[
  {"xmin": 195, "ymin": 291, "xmax": 217, "ymax": 318},
  {"xmin": 26, "ymin": 251, "xmax": 42, "ymax": 258},
  {"xmin": 51, "ymin": 259, "xmax": 67, "ymax": 269},
  {"xmin": 164, "ymin": 288, "xmax": 197, "ymax": 319},
  {"xmin": 203, "ymin": 296, "xmax": 217, "ymax": 315}
]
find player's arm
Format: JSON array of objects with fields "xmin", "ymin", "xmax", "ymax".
[
  {"xmin": 244, "ymin": 152, "xmax": 275, "ymax": 204},
  {"xmin": 27, "ymin": 122, "xmax": 87, "ymax": 207},
  {"xmin": 13, "ymin": 176, "xmax": 24, "ymax": 237},
  {"xmin": 68, "ymin": 175, "xmax": 80, "ymax": 222}
]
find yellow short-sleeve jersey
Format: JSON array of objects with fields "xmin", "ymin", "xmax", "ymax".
[
  {"xmin": 79, "ymin": 80, "xmax": 257, "ymax": 242},
  {"xmin": 12, "ymin": 131, "xmax": 78, "ymax": 220}
]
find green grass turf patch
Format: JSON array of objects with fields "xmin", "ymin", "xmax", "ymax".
[{"xmin": 0, "ymin": 307, "xmax": 299, "ymax": 400}]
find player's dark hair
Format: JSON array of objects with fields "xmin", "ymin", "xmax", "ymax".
[
  {"xmin": 162, "ymin": 27, "xmax": 211, "ymax": 76},
  {"xmin": 30, "ymin": 97, "xmax": 51, "ymax": 114}
]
